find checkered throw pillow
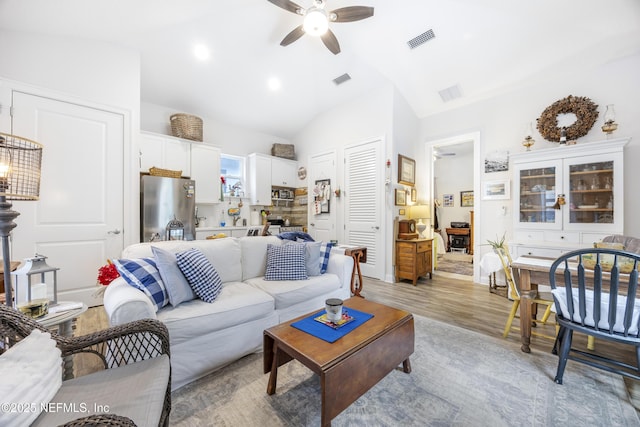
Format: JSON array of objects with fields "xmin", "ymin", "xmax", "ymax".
[
  {"xmin": 320, "ymin": 242, "xmax": 334, "ymax": 274},
  {"xmin": 265, "ymin": 243, "xmax": 308, "ymax": 281},
  {"xmin": 113, "ymin": 258, "xmax": 169, "ymax": 311},
  {"xmin": 176, "ymin": 248, "xmax": 223, "ymax": 303}
]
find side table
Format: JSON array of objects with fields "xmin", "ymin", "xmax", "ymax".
[
  {"xmin": 395, "ymin": 239, "xmax": 433, "ymax": 285},
  {"xmin": 335, "ymin": 245, "xmax": 367, "ymax": 297},
  {"xmin": 37, "ymin": 301, "xmax": 88, "ymax": 379},
  {"xmin": 479, "ymin": 252, "xmax": 508, "ymax": 298}
]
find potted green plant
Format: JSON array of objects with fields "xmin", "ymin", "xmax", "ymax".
[{"xmin": 485, "ymin": 233, "xmax": 506, "ymax": 252}]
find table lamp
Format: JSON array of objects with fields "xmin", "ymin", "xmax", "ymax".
[
  {"xmin": 0, "ymin": 133, "xmax": 43, "ymax": 307},
  {"xmin": 410, "ymin": 204, "xmax": 430, "ymax": 239}
]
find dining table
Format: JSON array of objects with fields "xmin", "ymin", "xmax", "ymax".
[{"xmin": 510, "ymin": 255, "xmax": 557, "ymax": 353}]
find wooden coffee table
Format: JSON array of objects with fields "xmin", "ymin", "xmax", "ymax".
[{"xmin": 264, "ymin": 298, "xmax": 414, "ymax": 426}]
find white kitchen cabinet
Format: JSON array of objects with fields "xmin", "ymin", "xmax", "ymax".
[
  {"xmin": 139, "ymin": 131, "xmax": 191, "ymax": 176},
  {"xmin": 191, "ymin": 144, "xmax": 221, "ymax": 204},
  {"xmin": 248, "ymin": 153, "xmax": 272, "ymax": 205},
  {"xmin": 510, "ymin": 137, "xmax": 629, "ymax": 254},
  {"xmin": 271, "ymin": 156, "xmax": 298, "ymax": 187}
]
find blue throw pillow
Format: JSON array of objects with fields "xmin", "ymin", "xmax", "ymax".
[
  {"xmin": 320, "ymin": 242, "xmax": 334, "ymax": 274},
  {"xmin": 176, "ymin": 248, "xmax": 223, "ymax": 303},
  {"xmin": 113, "ymin": 258, "xmax": 169, "ymax": 311},
  {"xmin": 277, "ymin": 231, "xmax": 315, "ymax": 242},
  {"xmin": 265, "ymin": 243, "xmax": 308, "ymax": 281},
  {"xmin": 152, "ymin": 246, "xmax": 197, "ymax": 307}
]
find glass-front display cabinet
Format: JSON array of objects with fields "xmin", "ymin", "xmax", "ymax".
[{"xmin": 511, "ymin": 138, "xmax": 628, "ymax": 250}]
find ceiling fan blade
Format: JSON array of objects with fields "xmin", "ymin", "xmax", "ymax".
[
  {"xmin": 280, "ymin": 25, "xmax": 305, "ymax": 46},
  {"xmin": 331, "ymin": 6, "xmax": 374, "ymax": 22},
  {"xmin": 267, "ymin": 0, "xmax": 304, "ymax": 15},
  {"xmin": 321, "ymin": 29, "xmax": 341, "ymax": 55}
]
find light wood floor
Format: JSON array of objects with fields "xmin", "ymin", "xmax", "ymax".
[{"xmin": 74, "ymin": 272, "xmax": 640, "ymax": 401}]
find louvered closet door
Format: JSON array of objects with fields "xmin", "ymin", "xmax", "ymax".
[{"xmin": 345, "ymin": 139, "xmax": 383, "ymax": 280}]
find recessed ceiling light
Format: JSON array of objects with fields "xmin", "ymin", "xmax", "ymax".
[
  {"xmin": 268, "ymin": 77, "xmax": 281, "ymax": 91},
  {"xmin": 193, "ymin": 44, "xmax": 210, "ymax": 61}
]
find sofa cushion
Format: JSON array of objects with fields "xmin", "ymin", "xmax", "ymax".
[
  {"xmin": 122, "ymin": 239, "xmax": 243, "ymax": 284},
  {"xmin": 176, "ymin": 248, "xmax": 223, "ymax": 303},
  {"xmin": 0, "ymin": 330, "xmax": 62, "ymax": 427},
  {"xmin": 156, "ymin": 282, "xmax": 275, "ymax": 346},
  {"xmin": 239, "ymin": 236, "xmax": 282, "ymax": 280},
  {"xmin": 32, "ymin": 355, "xmax": 169, "ymax": 427},
  {"xmin": 152, "ymin": 246, "xmax": 197, "ymax": 306},
  {"xmin": 302, "ymin": 241, "xmax": 322, "ymax": 276},
  {"xmin": 245, "ymin": 273, "xmax": 342, "ymax": 310},
  {"xmin": 320, "ymin": 242, "xmax": 334, "ymax": 273},
  {"xmin": 265, "ymin": 243, "xmax": 308, "ymax": 281},
  {"xmin": 113, "ymin": 258, "xmax": 169, "ymax": 311}
]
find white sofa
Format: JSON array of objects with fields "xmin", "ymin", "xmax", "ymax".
[{"xmin": 103, "ymin": 235, "xmax": 353, "ymax": 390}]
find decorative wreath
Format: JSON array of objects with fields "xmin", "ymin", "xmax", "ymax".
[{"xmin": 536, "ymin": 95, "xmax": 599, "ymax": 142}]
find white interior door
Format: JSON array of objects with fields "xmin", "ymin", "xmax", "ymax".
[
  {"xmin": 9, "ymin": 91, "xmax": 124, "ymax": 307},
  {"xmin": 345, "ymin": 139, "xmax": 383, "ymax": 280},
  {"xmin": 308, "ymin": 151, "xmax": 336, "ymax": 242}
]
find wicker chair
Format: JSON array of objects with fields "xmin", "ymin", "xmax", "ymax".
[{"xmin": 0, "ymin": 305, "xmax": 171, "ymax": 426}]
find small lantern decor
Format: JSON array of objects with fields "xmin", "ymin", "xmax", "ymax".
[
  {"xmin": 166, "ymin": 217, "xmax": 185, "ymax": 240},
  {"xmin": 11, "ymin": 254, "xmax": 59, "ymax": 318}
]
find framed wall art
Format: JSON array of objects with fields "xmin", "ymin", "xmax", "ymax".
[
  {"xmin": 398, "ymin": 154, "xmax": 416, "ymax": 186},
  {"xmin": 482, "ymin": 179, "xmax": 511, "ymax": 200},
  {"xmin": 460, "ymin": 190, "xmax": 474, "ymax": 207},
  {"xmin": 395, "ymin": 189, "xmax": 407, "ymax": 206},
  {"xmin": 443, "ymin": 194, "xmax": 454, "ymax": 207},
  {"xmin": 410, "ymin": 187, "xmax": 417, "ymax": 202}
]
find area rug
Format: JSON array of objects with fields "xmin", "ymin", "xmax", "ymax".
[
  {"xmin": 170, "ymin": 316, "xmax": 639, "ymax": 426},
  {"xmin": 435, "ymin": 253, "xmax": 474, "ymax": 276}
]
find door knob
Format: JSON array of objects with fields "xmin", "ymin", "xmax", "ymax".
[
  {"xmin": 310, "ymin": 223, "xmax": 315, "ymax": 227},
  {"xmin": 372, "ymin": 226, "xmax": 380, "ymax": 230},
  {"xmin": 108, "ymin": 229, "xmax": 122, "ymax": 235}
]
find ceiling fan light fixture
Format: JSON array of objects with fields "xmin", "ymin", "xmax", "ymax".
[{"xmin": 303, "ymin": 8, "xmax": 329, "ymax": 36}]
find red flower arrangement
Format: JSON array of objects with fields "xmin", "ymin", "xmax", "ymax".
[
  {"xmin": 220, "ymin": 175, "xmax": 226, "ymax": 201},
  {"xmin": 97, "ymin": 260, "xmax": 119, "ymax": 286}
]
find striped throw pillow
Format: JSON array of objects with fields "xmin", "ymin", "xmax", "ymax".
[{"xmin": 113, "ymin": 258, "xmax": 169, "ymax": 311}]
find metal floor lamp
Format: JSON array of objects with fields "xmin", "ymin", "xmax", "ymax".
[{"xmin": 0, "ymin": 133, "xmax": 43, "ymax": 306}]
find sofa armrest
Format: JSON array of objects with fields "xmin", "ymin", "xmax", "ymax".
[
  {"xmin": 325, "ymin": 252, "xmax": 355, "ymax": 289},
  {"xmin": 103, "ymin": 278, "xmax": 157, "ymax": 326}
]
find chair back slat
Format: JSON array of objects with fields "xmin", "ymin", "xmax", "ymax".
[{"xmin": 624, "ymin": 264, "xmax": 639, "ymax": 335}]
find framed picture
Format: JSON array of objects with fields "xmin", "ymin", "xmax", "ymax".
[
  {"xmin": 410, "ymin": 187, "xmax": 417, "ymax": 202},
  {"xmin": 484, "ymin": 150, "xmax": 509, "ymax": 173},
  {"xmin": 482, "ymin": 179, "xmax": 511, "ymax": 200},
  {"xmin": 314, "ymin": 179, "xmax": 331, "ymax": 213},
  {"xmin": 399, "ymin": 208, "xmax": 406, "ymax": 216},
  {"xmin": 395, "ymin": 189, "xmax": 407, "ymax": 206},
  {"xmin": 443, "ymin": 194, "xmax": 454, "ymax": 207},
  {"xmin": 398, "ymin": 154, "xmax": 416, "ymax": 186},
  {"xmin": 460, "ymin": 190, "xmax": 474, "ymax": 207}
]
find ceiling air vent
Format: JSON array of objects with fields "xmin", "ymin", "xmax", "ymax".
[
  {"xmin": 407, "ymin": 29, "xmax": 435, "ymax": 49},
  {"xmin": 333, "ymin": 73, "xmax": 351, "ymax": 85},
  {"xmin": 438, "ymin": 84, "xmax": 462, "ymax": 102}
]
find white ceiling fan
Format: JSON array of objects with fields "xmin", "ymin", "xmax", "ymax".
[{"xmin": 267, "ymin": 0, "xmax": 374, "ymax": 55}]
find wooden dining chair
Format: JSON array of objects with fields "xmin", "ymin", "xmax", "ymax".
[
  {"xmin": 497, "ymin": 245, "xmax": 557, "ymax": 340},
  {"xmin": 549, "ymin": 247, "xmax": 640, "ymax": 384}
]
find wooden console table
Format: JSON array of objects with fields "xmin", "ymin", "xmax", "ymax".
[{"xmin": 446, "ymin": 228, "xmax": 471, "ymax": 254}]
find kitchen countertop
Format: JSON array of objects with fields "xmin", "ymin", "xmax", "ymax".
[{"xmin": 195, "ymin": 225, "xmax": 280, "ymax": 231}]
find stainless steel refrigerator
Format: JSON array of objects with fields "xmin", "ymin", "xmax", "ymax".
[{"xmin": 140, "ymin": 175, "xmax": 196, "ymax": 242}]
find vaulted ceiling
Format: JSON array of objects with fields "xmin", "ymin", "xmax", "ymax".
[{"xmin": 1, "ymin": 0, "xmax": 639, "ymax": 138}]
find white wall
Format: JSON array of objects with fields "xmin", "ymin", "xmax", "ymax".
[
  {"xmin": 434, "ymin": 149, "xmax": 474, "ymax": 233},
  {"xmin": 420, "ymin": 52, "xmax": 640, "ymax": 264}
]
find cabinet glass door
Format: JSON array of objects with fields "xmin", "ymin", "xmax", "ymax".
[
  {"xmin": 515, "ymin": 160, "xmax": 562, "ymax": 229},
  {"xmin": 564, "ymin": 155, "xmax": 621, "ymax": 231}
]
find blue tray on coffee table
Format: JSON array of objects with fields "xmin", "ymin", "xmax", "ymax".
[{"xmin": 291, "ymin": 307, "xmax": 374, "ymax": 343}]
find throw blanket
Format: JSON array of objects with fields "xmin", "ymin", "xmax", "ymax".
[{"xmin": 0, "ymin": 329, "xmax": 62, "ymax": 426}]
